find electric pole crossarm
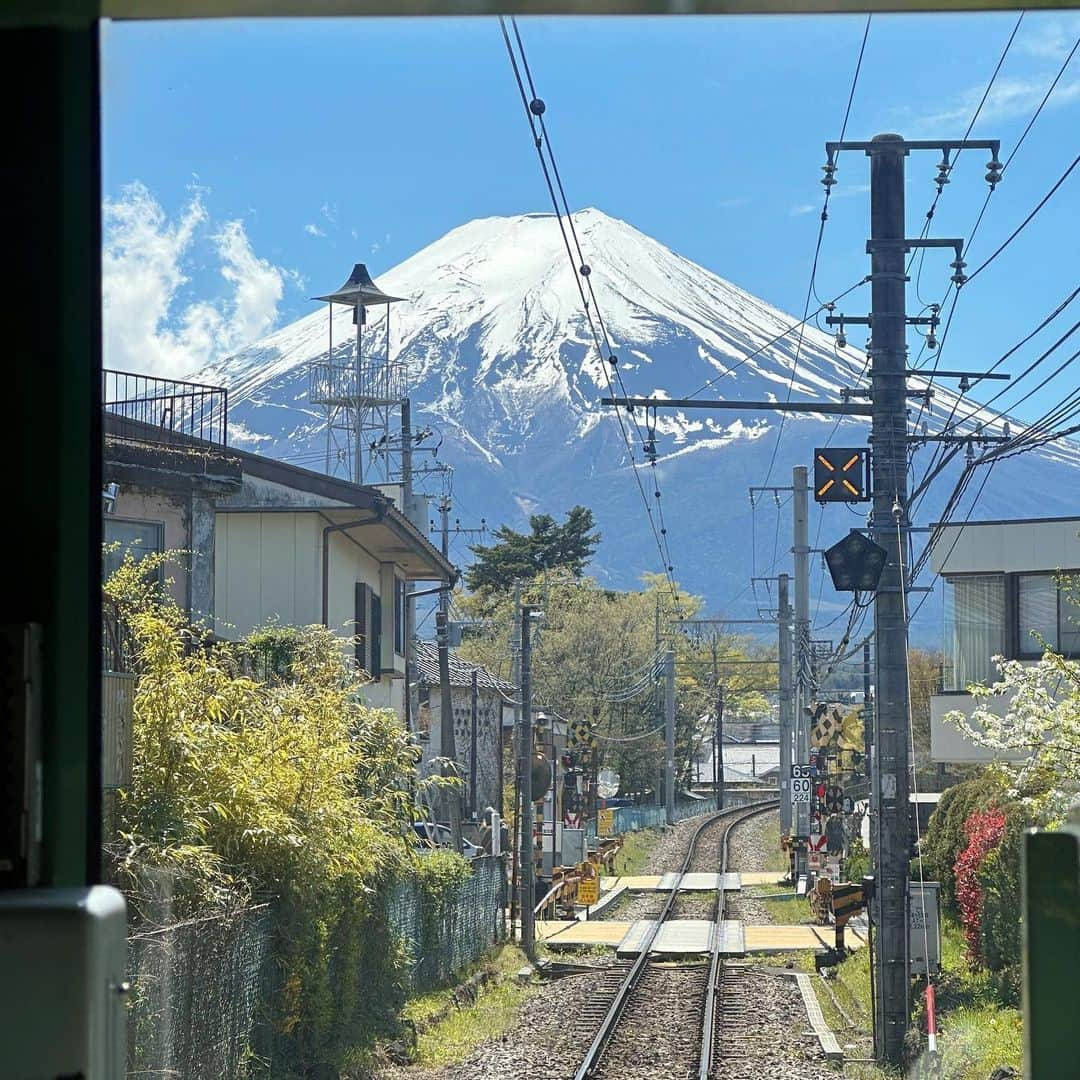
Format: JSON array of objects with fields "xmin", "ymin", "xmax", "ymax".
[
  {"xmin": 907, "ymin": 370, "xmax": 1010, "ymax": 381},
  {"xmin": 827, "ymin": 138, "xmax": 1000, "ymax": 155},
  {"xmin": 600, "ymin": 397, "xmax": 873, "ymax": 416}
]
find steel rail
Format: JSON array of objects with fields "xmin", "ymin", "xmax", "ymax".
[
  {"xmin": 573, "ymin": 799, "xmax": 777, "ymax": 1080},
  {"xmin": 698, "ymin": 799, "xmax": 778, "ymax": 1079}
]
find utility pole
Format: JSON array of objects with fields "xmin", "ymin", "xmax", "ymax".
[
  {"xmin": 519, "ymin": 602, "xmax": 537, "ymax": 957},
  {"xmin": 863, "ymin": 638, "xmax": 874, "ymax": 797},
  {"xmin": 401, "ymin": 399, "xmax": 417, "ymax": 737},
  {"xmin": 711, "ymin": 639, "xmax": 720, "ymax": 808},
  {"xmin": 866, "ymin": 134, "xmax": 913, "ymax": 1063},
  {"xmin": 469, "ymin": 667, "xmax": 479, "ymax": 820},
  {"xmin": 435, "ymin": 609, "xmax": 463, "ymax": 854},
  {"xmin": 602, "ymin": 131, "xmax": 1001, "ymax": 1068},
  {"xmin": 778, "ymin": 573, "xmax": 793, "ymax": 837},
  {"xmin": 439, "ymin": 497, "xmax": 451, "ymax": 602},
  {"xmin": 716, "ymin": 684, "xmax": 725, "ymax": 811},
  {"xmin": 664, "ymin": 647, "xmax": 676, "ymax": 824},
  {"xmin": 793, "ymin": 466, "xmax": 811, "ymax": 877}
]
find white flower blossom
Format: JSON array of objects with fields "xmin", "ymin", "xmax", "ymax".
[{"xmin": 945, "ymin": 650, "xmax": 1080, "ymax": 822}]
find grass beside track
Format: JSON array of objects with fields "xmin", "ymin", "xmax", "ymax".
[
  {"xmin": 755, "ymin": 817, "xmax": 792, "ymax": 873},
  {"xmin": 740, "ymin": 821, "xmax": 1021, "ymax": 1079},
  {"xmin": 395, "ymin": 943, "xmax": 536, "ymax": 1069},
  {"xmin": 773, "ymin": 913, "xmax": 1022, "ymax": 1079},
  {"xmin": 384, "ymin": 824, "xmax": 672, "ymax": 1071},
  {"xmin": 611, "ymin": 826, "xmax": 662, "ymax": 877}
]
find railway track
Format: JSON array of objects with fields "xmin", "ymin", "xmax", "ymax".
[{"xmin": 572, "ymin": 800, "xmax": 778, "ymax": 1080}]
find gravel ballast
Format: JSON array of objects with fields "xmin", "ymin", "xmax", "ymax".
[{"xmin": 378, "ymin": 804, "xmax": 843, "ymax": 1079}]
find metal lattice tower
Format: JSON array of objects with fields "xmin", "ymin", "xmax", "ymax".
[{"xmin": 309, "ymin": 263, "xmax": 407, "ymax": 486}]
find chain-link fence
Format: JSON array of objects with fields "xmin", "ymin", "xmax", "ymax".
[
  {"xmin": 585, "ymin": 792, "xmax": 770, "ymax": 840},
  {"xmin": 126, "ymin": 904, "xmax": 271, "ymax": 1079},
  {"xmin": 123, "ymin": 857, "xmax": 507, "ymax": 1075},
  {"xmin": 387, "ymin": 855, "xmax": 507, "ymax": 989}
]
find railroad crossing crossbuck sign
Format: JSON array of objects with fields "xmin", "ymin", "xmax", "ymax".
[
  {"xmin": 570, "ymin": 719, "xmax": 598, "ymax": 750},
  {"xmin": 810, "ymin": 702, "xmax": 844, "ymax": 746},
  {"xmin": 814, "ymin": 447, "xmax": 867, "ymax": 503}
]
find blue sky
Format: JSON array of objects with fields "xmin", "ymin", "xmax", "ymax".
[{"xmin": 101, "ymin": 12, "xmax": 1079, "ymax": 427}]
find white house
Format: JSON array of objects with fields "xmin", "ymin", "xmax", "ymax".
[
  {"xmin": 103, "ymin": 374, "xmax": 454, "ymax": 719},
  {"xmin": 929, "ymin": 515, "xmax": 1080, "ymax": 763}
]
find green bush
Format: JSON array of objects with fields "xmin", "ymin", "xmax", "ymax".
[
  {"xmin": 977, "ymin": 801, "xmax": 1031, "ymax": 1000},
  {"xmin": 105, "ymin": 551, "xmax": 451, "ymax": 1074},
  {"xmin": 920, "ymin": 772, "xmax": 1001, "ymax": 910},
  {"xmin": 845, "ymin": 836, "xmax": 870, "ymax": 882}
]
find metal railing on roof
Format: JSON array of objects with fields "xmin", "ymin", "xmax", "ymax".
[{"xmin": 103, "ymin": 368, "xmax": 228, "ymax": 447}]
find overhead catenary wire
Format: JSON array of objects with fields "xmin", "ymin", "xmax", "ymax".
[
  {"xmin": 910, "ymin": 12, "xmax": 1024, "ymax": 295},
  {"xmin": 761, "ymin": 13, "xmax": 872, "ymax": 488},
  {"xmin": 499, "ymin": 15, "xmax": 683, "ymax": 615},
  {"xmin": 504, "ymin": 16, "xmax": 680, "ymax": 588},
  {"xmin": 907, "ymin": 19, "xmax": 1074, "ymax": 440},
  {"xmin": 907, "ymin": 290, "xmax": 1080, "ymax": 519},
  {"xmin": 964, "ymin": 154, "xmax": 1079, "ymax": 287}
]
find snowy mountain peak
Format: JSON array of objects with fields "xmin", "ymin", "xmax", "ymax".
[
  {"xmin": 191, "ymin": 209, "xmax": 1080, "ymax": 609},
  {"xmin": 200, "ymin": 207, "xmax": 868, "ymax": 452}
]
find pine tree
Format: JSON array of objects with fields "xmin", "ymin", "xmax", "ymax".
[{"xmin": 464, "ymin": 505, "xmax": 600, "ymax": 595}]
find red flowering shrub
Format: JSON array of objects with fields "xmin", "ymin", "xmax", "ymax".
[{"xmin": 953, "ymin": 806, "xmax": 1006, "ymax": 964}]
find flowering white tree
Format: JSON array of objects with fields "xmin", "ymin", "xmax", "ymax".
[{"xmin": 946, "ymin": 649, "xmax": 1080, "ymax": 823}]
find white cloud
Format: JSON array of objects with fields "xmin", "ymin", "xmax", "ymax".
[
  {"xmin": 103, "ymin": 181, "xmax": 291, "ymax": 379},
  {"xmin": 789, "ymin": 203, "xmax": 816, "ymax": 216},
  {"xmin": 1017, "ymin": 19, "xmax": 1080, "ymax": 60},
  {"xmin": 320, "ymin": 201, "xmax": 338, "ymax": 225},
  {"xmin": 832, "ymin": 182, "xmax": 871, "ymax": 200},
  {"xmin": 304, "ymin": 223, "xmax": 326, "ymax": 237},
  {"xmin": 214, "ymin": 219, "xmax": 284, "ymax": 346},
  {"xmin": 903, "ymin": 73, "xmax": 1080, "ymax": 136}
]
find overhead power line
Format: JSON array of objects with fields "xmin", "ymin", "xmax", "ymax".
[
  {"xmin": 762, "ymin": 12, "xmax": 872, "ymax": 488},
  {"xmin": 964, "ymin": 153, "xmax": 1079, "ymax": 285},
  {"xmin": 498, "ymin": 15, "xmax": 683, "ymax": 615},
  {"xmin": 907, "ymin": 32, "xmax": 1080, "ymax": 473}
]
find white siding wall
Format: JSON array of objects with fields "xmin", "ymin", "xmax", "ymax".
[
  {"xmin": 932, "ymin": 518, "xmax": 1080, "ymax": 575},
  {"xmin": 930, "ymin": 692, "xmax": 1027, "ymax": 764},
  {"xmin": 215, "ymin": 512, "xmax": 322, "ymax": 633},
  {"xmin": 214, "ymin": 511, "xmax": 403, "ymax": 716}
]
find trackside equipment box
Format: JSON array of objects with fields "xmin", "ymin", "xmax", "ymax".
[{"xmin": 908, "ymin": 881, "xmax": 941, "ymax": 976}]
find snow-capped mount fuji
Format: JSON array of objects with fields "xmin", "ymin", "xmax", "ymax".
[{"xmin": 195, "ymin": 209, "xmax": 1080, "ymax": 622}]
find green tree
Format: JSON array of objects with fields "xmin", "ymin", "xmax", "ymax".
[
  {"xmin": 104, "ymin": 550, "xmax": 460, "ymax": 1072},
  {"xmin": 456, "ymin": 572, "xmax": 771, "ymax": 799},
  {"xmin": 464, "ymin": 505, "xmax": 599, "ymax": 596}
]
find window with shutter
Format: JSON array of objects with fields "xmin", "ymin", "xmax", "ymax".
[
  {"xmin": 354, "ymin": 582, "xmax": 368, "ymax": 672},
  {"xmin": 370, "ymin": 591, "xmax": 382, "ymax": 678}
]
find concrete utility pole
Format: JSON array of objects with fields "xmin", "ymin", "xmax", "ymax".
[
  {"xmin": 863, "ymin": 638, "xmax": 874, "ymax": 802},
  {"xmin": 866, "ymin": 134, "xmax": 913, "ymax": 1062},
  {"xmin": 519, "ymin": 602, "xmax": 537, "ymax": 958},
  {"xmin": 601, "ymin": 130, "xmax": 1000, "ymax": 1068},
  {"xmin": 778, "ymin": 573, "xmax": 794, "ymax": 836},
  {"xmin": 469, "ymin": 667, "xmax": 479, "ymax": 819},
  {"xmin": 439, "ymin": 498, "xmax": 451, "ymax": 606},
  {"xmin": 401, "ymin": 400, "xmax": 417, "ymax": 737},
  {"xmin": 793, "ymin": 466, "xmax": 811, "ymax": 875},
  {"xmin": 716, "ymin": 684, "xmax": 725, "ymax": 811},
  {"xmin": 664, "ymin": 647, "xmax": 676, "ymax": 824},
  {"xmin": 711, "ymin": 639, "xmax": 720, "ymax": 808},
  {"xmin": 435, "ymin": 609, "xmax": 463, "ymax": 854}
]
